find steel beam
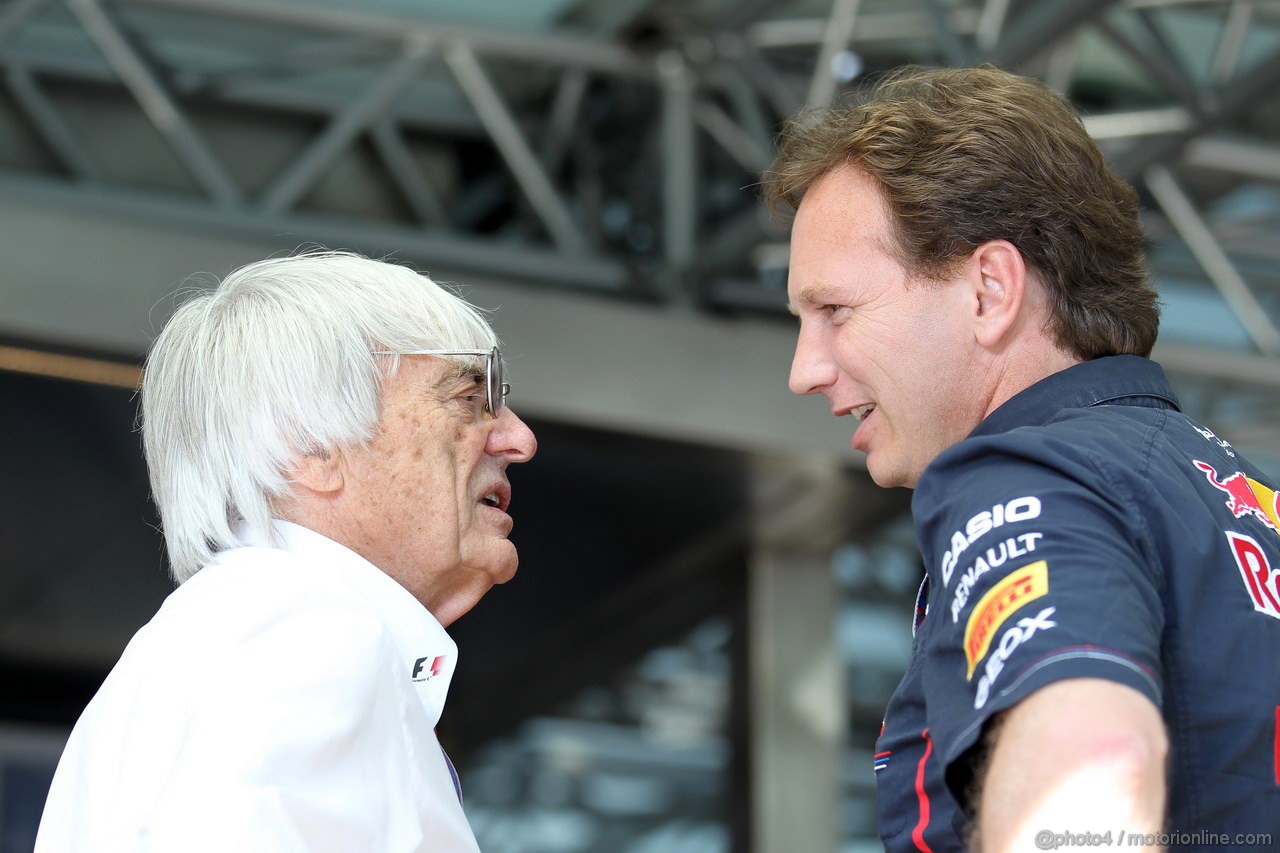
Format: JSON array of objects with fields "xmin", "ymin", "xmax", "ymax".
[
  {"xmin": 260, "ymin": 40, "xmax": 432, "ymax": 214},
  {"xmin": 747, "ymin": 9, "xmax": 980, "ymax": 48},
  {"xmin": 1183, "ymin": 137, "xmax": 1280, "ymax": 182},
  {"xmin": 3, "ymin": 42, "xmax": 484, "ymax": 134},
  {"xmin": 1153, "ymin": 341, "xmax": 1280, "ymax": 389},
  {"xmin": 921, "ymin": 0, "xmax": 975, "ymax": 66},
  {"xmin": 660, "ymin": 50, "xmax": 697, "ymax": 296},
  {"xmin": 1114, "ymin": 48, "xmax": 1280, "ymax": 177},
  {"xmin": 1145, "ymin": 165, "xmax": 1280, "ymax": 356},
  {"xmin": 1212, "ymin": 0, "xmax": 1254, "ymax": 86},
  {"xmin": 806, "ymin": 0, "xmax": 863, "ymax": 109},
  {"xmin": 975, "ymin": 0, "xmax": 1015, "ymax": 53},
  {"xmin": 1044, "ymin": 32, "xmax": 1081, "ymax": 94},
  {"xmin": 175, "ymin": 36, "xmax": 389, "ymax": 95},
  {"xmin": 720, "ymin": 42, "xmax": 803, "ymax": 120},
  {"xmin": 710, "ymin": 0, "xmax": 781, "ymax": 34},
  {"xmin": 1083, "ymin": 107, "xmax": 1193, "ymax": 139},
  {"xmin": 990, "ymin": 0, "xmax": 1122, "ymax": 68},
  {"xmin": 696, "ymin": 99, "xmax": 770, "ymax": 173},
  {"xmin": 1094, "ymin": 13, "xmax": 1203, "ymax": 113},
  {"xmin": 66, "ymin": 0, "xmax": 242, "ymax": 208},
  {"xmin": 5, "ymin": 66, "xmax": 102, "ymax": 182},
  {"xmin": 128, "ymin": 0, "xmax": 654, "ymax": 78},
  {"xmin": 0, "ymin": 173, "xmax": 628, "ymax": 292},
  {"xmin": 370, "ymin": 119, "xmax": 452, "ymax": 229},
  {"xmin": 539, "ymin": 68, "xmax": 590, "ymax": 175},
  {"xmin": 712, "ymin": 55, "xmax": 772, "ymax": 159},
  {"xmin": 445, "ymin": 41, "xmax": 591, "ymax": 256}
]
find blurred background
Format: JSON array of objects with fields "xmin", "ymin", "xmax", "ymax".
[{"xmin": 1, "ymin": 0, "xmax": 1279, "ymax": 850}]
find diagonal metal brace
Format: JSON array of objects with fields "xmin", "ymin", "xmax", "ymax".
[
  {"xmin": 259, "ymin": 37, "xmax": 432, "ymax": 215},
  {"xmin": 445, "ymin": 41, "xmax": 590, "ymax": 255},
  {"xmin": 66, "ymin": 0, "xmax": 242, "ymax": 208},
  {"xmin": 1145, "ymin": 164, "xmax": 1280, "ymax": 357}
]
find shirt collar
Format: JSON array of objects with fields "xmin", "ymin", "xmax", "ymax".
[
  {"xmin": 970, "ymin": 355, "xmax": 1181, "ymax": 439},
  {"xmin": 238, "ymin": 520, "xmax": 459, "ymax": 722}
]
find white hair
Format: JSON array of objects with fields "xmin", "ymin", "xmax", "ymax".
[{"xmin": 141, "ymin": 250, "xmax": 499, "ymax": 583}]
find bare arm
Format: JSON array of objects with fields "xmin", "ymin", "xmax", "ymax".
[{"xmin": 976, "ymin": 678, "xmax": 1167, "ymax": 852}]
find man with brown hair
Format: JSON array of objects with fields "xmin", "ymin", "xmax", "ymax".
[{"xmin": 766, "ymin": 66, "xmax": 1280, "ymax": 851}]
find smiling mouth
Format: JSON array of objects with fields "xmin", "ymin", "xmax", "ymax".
[{"xmin": 852, "ymin": 404, "xmax": 876, "ymax": 421}]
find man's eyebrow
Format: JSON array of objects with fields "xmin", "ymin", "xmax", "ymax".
[
  {"xmin": 791, "ymin": 282, "xmax": 839, "ymax": 312},
  {"xmin": 429, "ymin": 359, "xmax": 482, "ymax": 393},
  {"xmin": 446, "ymin": 360, "xmax": 482, "ymax": 379}
]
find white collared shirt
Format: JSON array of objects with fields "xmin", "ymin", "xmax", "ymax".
[{"xmin": 36, "ymin": 521, "xmax": 480, "ymax": 852}]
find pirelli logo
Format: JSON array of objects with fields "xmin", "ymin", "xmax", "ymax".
[{"xmin": 964, "ymin": 561, "xmax": 1049, "ymax": 679}]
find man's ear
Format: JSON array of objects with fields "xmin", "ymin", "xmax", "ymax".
[
  {"xmin": 969, "ymin": 240, "xmax": 1027, "ymax": 349},
  {"xmin": 290, "ymin": 448, "xmax": 345, "ymax": 495}
]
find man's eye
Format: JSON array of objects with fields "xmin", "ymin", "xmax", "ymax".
[
  {"xmin": 823, "ymin": 304, "xmax": 852, "ymax": 323},
  {"xmin": 454, "ymin": 376, "xmax": 485, "ymax": 408},
  {"xmin": 455, "ymin": 392, "xmax": 484, "ymax": 411}
]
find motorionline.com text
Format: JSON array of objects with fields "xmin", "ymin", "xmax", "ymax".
[{"xmin": 1035, "ymin": 829, "xmax": 1272, "ymax": 849}]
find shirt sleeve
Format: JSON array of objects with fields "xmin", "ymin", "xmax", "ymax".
[{"xmin": 912, "ymin": 421, "xmax": 1166, "ymax": 796}]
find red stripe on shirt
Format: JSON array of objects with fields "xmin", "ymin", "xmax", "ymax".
[
  {"xmin": 912, "ymin": 728, "xmax": 935, "ymax": 853},
  {"xmin": 1274, "ymin": 706, "xmax": 1280, "ymax": 786}
]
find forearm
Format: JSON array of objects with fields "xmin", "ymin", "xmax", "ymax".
[{"xmin": 974, "ymin": 679, "xmax": 1167, "ymax": 853}]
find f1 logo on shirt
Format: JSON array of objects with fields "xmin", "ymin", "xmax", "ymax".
[{"xmin": 412, "ymin": 655, "xmax": 446, "ymax": 682}]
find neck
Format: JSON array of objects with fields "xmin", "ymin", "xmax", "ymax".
[{"xmin": 982, "ymin": 339, "xmax": 1082, "ymax": 421}]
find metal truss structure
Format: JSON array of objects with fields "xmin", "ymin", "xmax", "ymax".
[
  {"xmin": 2, "ymin": 0, "xmax": 1278, "ymax": 455},
  {"xmin": 3, "ymin": 4, "xmax": 1278, "ymax": 848}
]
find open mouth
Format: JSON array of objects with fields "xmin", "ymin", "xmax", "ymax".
[
  {"xmin": 479, "ymin": 485, "xmax": 510, "ymax": 512},
  {"xmin": 853, "ymin": 404, "xmax": 876, "ymax": 421}
]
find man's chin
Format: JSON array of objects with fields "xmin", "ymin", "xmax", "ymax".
[
  {"xmin": 866, "ymin": 456, "xmax": 916, "ymax": 490},
  {"xmin": 483, "ymin": 543, "xmax": 520, "ymax": 585}
]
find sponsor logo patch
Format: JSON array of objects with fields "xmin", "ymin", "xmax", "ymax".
[
  {"xmin": 412, "ymin": 655, "xmax": 447, "ymax": 682},
  {"xmin": 950, "ymin": 532, "xmax": 1044, "ymax": 623},
  {"xmin": 964, "ymin": 561, "xmax": 1049, "ymax": 680},
  {"xmin": 1192, "ymin": 424, "xmax": 1235, "ymax": 458},
  {"xmin": 973, "ymin": 605, "xmax": 1058, "ymax": 710},
  {"xmin": 1227, "ymin": 532, "xmax": 1280, "ymax": 620},
  {"xmin": 1194, "ymin": 460, "xmax": 1279, "ymax": 533},
  {"xmin": 940, "ymin": 496, "xmax": 1042, "ymax": 587}
]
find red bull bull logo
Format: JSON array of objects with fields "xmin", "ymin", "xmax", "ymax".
[{"xmin": 1194, "ymin": 460, "xmax": 1280, "ymax": 533}]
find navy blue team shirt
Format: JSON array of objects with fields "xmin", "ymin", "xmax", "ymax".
[{"xmin": 874, "ymin": 355, "xmax": 1280, "ymax": 851}]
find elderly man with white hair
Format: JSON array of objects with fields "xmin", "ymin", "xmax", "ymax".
[{"xmin": 37, "ymin": 251, "xmax": 537, "ymax": 852}]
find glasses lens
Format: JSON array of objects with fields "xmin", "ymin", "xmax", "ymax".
[{"xmin": 488, "ymin": 347, "xmax": 504, "ymax": 417}]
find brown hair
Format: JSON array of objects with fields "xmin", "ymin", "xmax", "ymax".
[{"xmin": 763, "ymin": 65, "xmax": 1159, "ymax": 359}]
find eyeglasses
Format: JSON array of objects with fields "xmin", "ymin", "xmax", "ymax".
[{"xmin": 374, "ymin": 345, "xmax": 509, "ymax": 418}]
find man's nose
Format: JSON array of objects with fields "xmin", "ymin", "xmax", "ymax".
[
  {"xmin": 488, "ymin": 406, "xmax": 537, "ymax": 462},
  {"xmin": 788, "ymin": 325, "xmax": 838, "ymax": 397}
]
